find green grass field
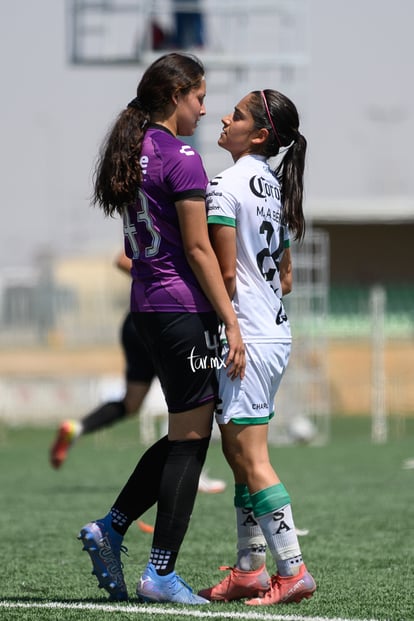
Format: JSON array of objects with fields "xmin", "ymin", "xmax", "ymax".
[{"xmin": 1, "ymin": 415, "xmax": 413, "ymax": 621}]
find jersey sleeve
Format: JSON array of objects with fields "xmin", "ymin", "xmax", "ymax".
[
  {"xmin": 166, "ymin": 143, "xmax": 208, "ymax": 201},
  {"xmin": 206, "ymin": 174, "xmax": 237, "ymax": 227}
]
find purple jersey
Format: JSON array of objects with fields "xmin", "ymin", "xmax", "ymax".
[{"xmin": 124, "ymin": 125, "xmax": 212, "ymax": 312}]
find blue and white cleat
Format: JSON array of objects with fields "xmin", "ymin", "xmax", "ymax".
[
  {"xmin": 136, "ymin": 562, "xmax": 209, "ymax": 605},
  {"xmin": 78, "ymin": 519, "xmax": 128, "ymax": 601}
]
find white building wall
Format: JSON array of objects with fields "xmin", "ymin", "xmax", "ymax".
[{"xmin": 0, "ymin": 0, "xmax": 413, "ymax": 270}]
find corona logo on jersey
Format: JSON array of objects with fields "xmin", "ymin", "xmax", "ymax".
[{"xmin": 249, "ymin": 175, "xmax": 281, "ymax": 201}]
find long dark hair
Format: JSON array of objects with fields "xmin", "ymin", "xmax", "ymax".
[
  {"xmin": 93, "ymin": 53, "xmax": 205, "ymax": 217},
  {"xmin": 249, "ymin": 90, "xmax": 307, "ymax": 241}
]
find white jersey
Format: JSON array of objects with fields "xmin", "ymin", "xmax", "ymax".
[{"xmin": 207, "ymin": 154, "xmax": 291, "ymax": 343}]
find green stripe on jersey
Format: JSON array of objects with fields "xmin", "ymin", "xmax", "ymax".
[{"xmin": 208, "ymin": 215, "xmax": 236, "ymax": 227}]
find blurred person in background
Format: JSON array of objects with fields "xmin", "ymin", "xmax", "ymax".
[
  {"xmin": 49, "ymin": 250, "xmax": 226, "ymax": 495},
  {"xmin": 173, "ymin": 0, "xmax": 205, "ymax": 49}
]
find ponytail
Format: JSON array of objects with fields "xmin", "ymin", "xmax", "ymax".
[
  {"xmin": 249, "ymin": 90, "xmax": 307, "ymax": 241},
  {"xmin": 276, "ymin": 132, "xmax": 307, "ymax": 241},
  {"xmin": 92, "ymin": 106, "xmax": 149, "ymax": 217}
]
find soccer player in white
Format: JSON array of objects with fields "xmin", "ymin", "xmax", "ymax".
[{"xmin": 198, "ymin": 90, "xmax": 317, "ymax": 606}]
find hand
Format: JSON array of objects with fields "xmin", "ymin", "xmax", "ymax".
[{"xmin": 223, "ymin": 323, "xmax": 245, "ymax": 380}]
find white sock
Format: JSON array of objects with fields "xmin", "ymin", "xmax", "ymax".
[
  {"xmin": 256, "ymin": 503, "xmax": 303, "ymax": 576},
  {"xmin": 235, "ymin": 506, "xmax": 267, "ymax": 571}
]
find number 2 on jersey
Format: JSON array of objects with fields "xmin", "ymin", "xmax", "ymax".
[{"xmin": 256, "ymin": 220, "xmax": 284, "ymax": 291}]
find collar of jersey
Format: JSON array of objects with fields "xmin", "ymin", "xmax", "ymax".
[{"xmin": 147, "ymin": 123, "xmax": 175, "ymax": 137}]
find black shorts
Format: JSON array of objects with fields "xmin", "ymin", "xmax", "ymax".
[
  {"xmin": 121, "ymin": 312, "xmax": 155, "ymax": 384},
  {"xmin": 131, "ymin": 311, "xmax": 220, "ymax": 413}
]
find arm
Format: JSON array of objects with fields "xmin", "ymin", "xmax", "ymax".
[
  {"xmin": 279, "ymin": 248, "xmax": 293, "ymax": 296},
  {"xmin": 176, "ymin": 197, "xmax": 245, "ymax": 379},
  {"xmin": 211, "ymin": 221, "xmax": 292, "ymax": 299},
  {"xmin": 208, "ymin": 223, "xmax": 237, "ymax": 300},
  {"xmin": 114, "ymin": 251, "xmax": 132, "ymax": 276}
]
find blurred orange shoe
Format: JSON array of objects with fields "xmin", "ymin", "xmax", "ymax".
[
  {"xmin": 49, "ymin": 420, "xmax": 79, "ymax": 469},
  {"xmin": 245, "ymin": 563, "xmax": 316, "ymax": 606},
  {"xmin": 137, "ymin": 520, "xmax": 155, "ymax": 534},
  {"xmin": 198, "ymin": 564, "xmax": 270, "ymax": 602}
]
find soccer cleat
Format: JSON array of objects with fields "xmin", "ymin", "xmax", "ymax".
[
  {"xmin": 198, "ymin": 564, "xmax": 270, "ymax": 602},
  {"xmin": 50, "ymin": 420, "xmax": 79, "ymax": 468},
  {"xmin": 78, "ymin": 520, "xmax": 128, "ymax": 601},
  {"xmin": 198, "ymin": 471, "xmax": 226, "ymax": 494},
  {"xmin": 245, "ymin": 563, "xmax": 316, "ymax": 606},
  {"xmin": 136, "ymin": 562, "xmax": 209, "ymax": 605}
]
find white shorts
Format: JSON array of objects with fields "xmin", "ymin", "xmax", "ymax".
[{"xmin": 215, "ymin": 341, "xmax": 291, "ymax": 426}]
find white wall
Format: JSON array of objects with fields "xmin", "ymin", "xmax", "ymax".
[
  {"xmin": 307, "ymin": 0, "xmax": 414, "ymax": 201},
  {"xmin": 0, "ymin": 1, "xmax": 135, "ymax": 268},
  {"xmin": 0, "ymin": 0, "xmax": 413, "ymax": 269}
]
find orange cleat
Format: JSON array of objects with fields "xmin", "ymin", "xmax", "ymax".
[
  {"xmin": 198, "ymin": 564, "xmax": 270, "ymax": 602},
  {"xmin": 49, "ymin": 420, "xmax": 78, "ymax": 469},
  {"xmin": 245, "ymin": 563, "xmax": 316, "ymax": 606}
]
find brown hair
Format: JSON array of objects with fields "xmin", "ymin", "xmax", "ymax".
[
  {"xmin": 249, "ymin": 90, "xmax": 307, "ymax": 241},
  {"xmin": 93, "ymin": 53, "xmax": 205, "ymax": 217}
]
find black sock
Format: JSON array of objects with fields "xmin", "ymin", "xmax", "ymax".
[
  {"xmin": 152, "ymin": 436, "xmax": 210, "ymax": 574},
  {"xmin": 82, "ymin": 401, "xmax": 127, "ymax": 434},
  {"xmin": 111, "ymin": 435, "xmax": 170, "ymax": 529}
]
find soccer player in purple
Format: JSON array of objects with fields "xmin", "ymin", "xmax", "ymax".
[
  {"xmin": 124, "ymin": 124, "xmax": 214, "ymax": 315},
  {"xmin": 78, "ymin": 53, "xmax": 245, "ymax": 605}
]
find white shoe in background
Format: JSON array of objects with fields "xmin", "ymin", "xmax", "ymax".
[
  {"xmin": 198, "ymin": 470, "xmax": 226, "ymax": 493},
  {"xmin": 295, "ymin": 527, "xmax": 310, "ymax": 536}
]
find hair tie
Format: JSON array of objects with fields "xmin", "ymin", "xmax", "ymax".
[
  {"xmin": 261, "ymin": 91, "xmax": 282, "ymax": 147},
  {"xmin": 127, "ymin": 96, "xmax": 143, "ymax": 110}
]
